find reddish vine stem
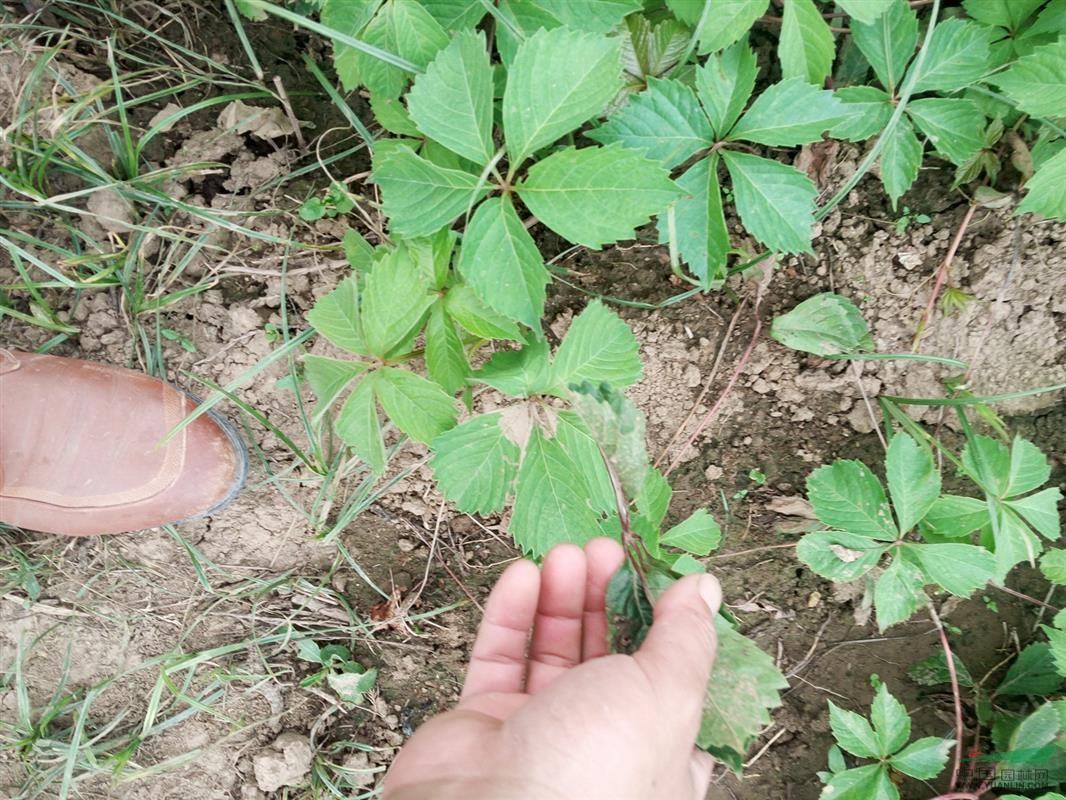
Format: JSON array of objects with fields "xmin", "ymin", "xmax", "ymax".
[
  {"xmin": 995, "ymin": 583, "xmax": 1062, "ymax": 613},
  {"xmin": 928, "ymin": 602, "xmax": 964, "ymax": 791},
  {"xmin": 912, "ymin": 203, "xmax": 978, "ymax": 351}
]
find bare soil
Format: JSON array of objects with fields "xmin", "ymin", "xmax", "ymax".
[{"xmin": 1, "ymin": 7, "xmax": 1064, "ymax": 800}]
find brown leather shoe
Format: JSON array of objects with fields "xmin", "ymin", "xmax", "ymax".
[{"xmin": 0, "ymin": 350, "xmax": 247, "ymax": 536}]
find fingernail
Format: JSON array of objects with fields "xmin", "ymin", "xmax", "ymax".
[{"xmin": 698, "ymin": 574, "xmax": 721, "ymax": 616}]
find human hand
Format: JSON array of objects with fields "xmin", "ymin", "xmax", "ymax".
[{"xmin": 383, "ymin": 538, "xmax": 721, "ymax": 800}]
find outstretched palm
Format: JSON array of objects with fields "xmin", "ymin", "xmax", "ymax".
[{"xmin": 383, "ymin": 538, "xmax": 721, "ymax": 800}]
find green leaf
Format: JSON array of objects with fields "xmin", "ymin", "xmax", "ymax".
[
  {"xmin": 430, "ymin": 413, "xmax": 520, "ymax": 514},
  {"xmin": 517, "ymin": 144, "xmax": 681, "ymax": 249},
  {"xmin": 837, "ymin": 0, "xmax": 893, "ymax": 24},
  {"xmin": 636, "ymin": 468, "xmax": 672, "ymax": 528},
  {"xmin": 503, "ymin": 27, "xmax": 623, "ymax": 166},
  {"xmin": 991, "ymin": 38, "xmax": 1066, "ymax": 119},
  {"xmin": 829, "ymin": 702, "xmax": 881, "ymax": 758},
  {"xmin": 425, "ymin": 304, "xmax": 469, "ymax": 395},
  {"xmin": 657, "ymin": 155, "xmax": 730, "ymax": 286},
  {"xmin": 620, "ymin": 14, "xmax": 691, "ymax": 79},
  {"xmin": 457, "ymin": 197, "xmax": 548, "ymax": 329},
  {"xmin": 1043, "ymin": 626, "xmax": 1066, "ymax": 677},
  {"xmin": 889, "ymin": 737, "xmax": 953, "ymax": 779},
  {"xmin": 420, "ymin": 0, "xmax": 486, "ymax": 29},
  {"xmin": 779, "ymin": 0, "xmax": 835, "ymax": 85},
  {"xmin": 375, "ymin": 367, "xmax": 456, "ymax": 444},
  {"xmin": 962, "ymin": 434, "xmax": 1010, "ymax": 496},
  {"xmin": 372, "ymin": 145, "xmax": 490, "ymax": 237},
  {"xmin": 886, "ymin": 433, "xmax": 940, "ymax": 533},
  {"xmin": 796, "ymin": 530, "xmax": 889, "ymax": 581},
  {"xmin": 871, "ymin": 683, "xmax": 911, "ymax": 756},
  {"xmin": 473, "ymin": 339, "xmax": 553, "ymax": 397},
  {"xmin": 908, "ymin": 652, "xmax": 975, "ymax": 688},
  {"xmin": 303, "ymin": 355, "xmax": 369, "ymax": 419},
  {"xmin": 408, "ymin": 227, "xmax": 456, "ymax": 290},
  {"xmin": 534, "ymin": 0, "xmax": 642, "ymax": 33},
  {"xmin": 661, "ymin": 510, "xmax": 722, "ymax": 556},
  {"xmin": 671, "ymin": 553, "xmax": 705, "ymax": 576},
  {"xmin": 307, "ymin": 275, "xmax": 367, "ymax": 355},
  {"xmin": 694, "ymin": 0, "xmax": 769, "ymax": 55},
  {"xmin": 1018, "ymin": 146, "xmax": 1066, "ymax": 220},
  {"xmin": 1008, "ymin": 436, "xmax": 1052, "ymax": 496},
  {"xmin": 336, "ymin": 373, "xmax": 386, "ymax": 473},
  {"xmin": 901, "ymin": 542, "xmax": 997, "ymax": 596},
  {"xmin": 721, "ymin": 151, "xmax": 817, "ymax": 254},
  {"xmin": 807, "ymin": 460, "xmax": 897, "ymax": 539},
  {"xmin": 406, "ymin": 30, "xmax": 494, "ymax": 164},
  {"xmin": 699, "ymin": 618, "xmax": 788, "ymax": 758},
  {"xmin": 444, "ymin": 284, "xmax": 524, "ymax": 342},
  {"xmin": 696, "ymin": 40, "xmax": 758, "ymax": 138},
  {"xmin": 907, "ymin": 98, "xmax": 987, "ymax": 165},
  {"xmin": 586, "ymin": 78, "xmax": 713, "ymax": 168},
  {"xmin": 821, "ymin": 764, "xmax": 898, "ymax": 800},
  {"xmin": 510, "ymin": 427, "xmax": 601, "ymax": 556},
  {"xmin": 874, "ymin": 555, "xmax": 926, "ymax": 630},
  {"xmin": 553, "ymin": 410, "xmax": 617, "ymax": 515},
  {"xmin": 346, "ymin": 0, "xmax": 449, "ymax": 98},
  {"xmin": 771, "ymin": 292, "xmax": 872, "ymax": 356},
  {"xmin": 360, "ymin": 248, "xmax": 432, "ymax": 358},
  {"xmin": 829, "ymin": 86, "xmax": 893, "ymax": 142},
  {"xmin": 1008, "ymin": 701, "xmax": 1062, "ymax": 755},
  {"xmin": 879, "ymin": 115, "xmax": 922, "ymax": 208},
  {"xmin": 342, "ymin": 227, "xmax": 375, "ymax": 273},
  {"xmin": 964, "ymin": 0, "xmax": 1046, "ymax": 30},
  {"xmin": 995, "ymin": 643, "xmax": 1063, "ymax": 697},
  {"xmin": 567, "ymin": 383, "xmax": 648, "ymax": 499},
  {"xmin": 327, "ymin": 667, "xmax": 377, "ymax": 703},
  {"xmin": 1006, "ymin": 488, "xmax": 1063, "ymax": 540},
  {"xmin": 991, "ymin": 503, "xmax": 1044, "ymax": 578},
  {"xmin": 552, "ymin": 300, "xmax": 642, "ymax": 389},
  {"xmin": 731, "ymin": 78, "xmax": 849, "ymax": 146},
  {"xmin": 920, "ymin": 495, "xmax": 990, "ymax": 539},
  {"xmin": 850, "ymin": 0, "xmax": 918, "ymax": 93},
  {"xmin": 322, "ymin": 0, "xmax": 384, "ymax": 90},
  {"xmin": 907, "ymin": 19, "xmax": 992, "ymax": 93},
  {"xmin": 369, "ymin": 92, "xmax": 420, "ymax": 137},
  {"xmin": 1042, "ymin": 549, "xmax": 1066, "ymax": 585},
  {"xmin": 1021, "ymin": 0, "xmax": 1066, "ymax": 40}
]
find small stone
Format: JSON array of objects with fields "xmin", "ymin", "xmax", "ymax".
[
  {"xmin": 704, "ymin": 464, "xmax": 724, "ymax": 481},
  {"xmin": 396, "ymin": 538, "xmax": 417, "ymax": 553},
  {"xmin": 253, "ymin": 733, "xmax": 313, "ymax": 793},
  {"xmin": 683, "ymin": 363, "xmax": 702, "ymax": 388}
]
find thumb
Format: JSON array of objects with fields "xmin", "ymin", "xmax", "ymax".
[{"xmin": 633, "ymin": 573, "xmax": 721, "ymax": 734}]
